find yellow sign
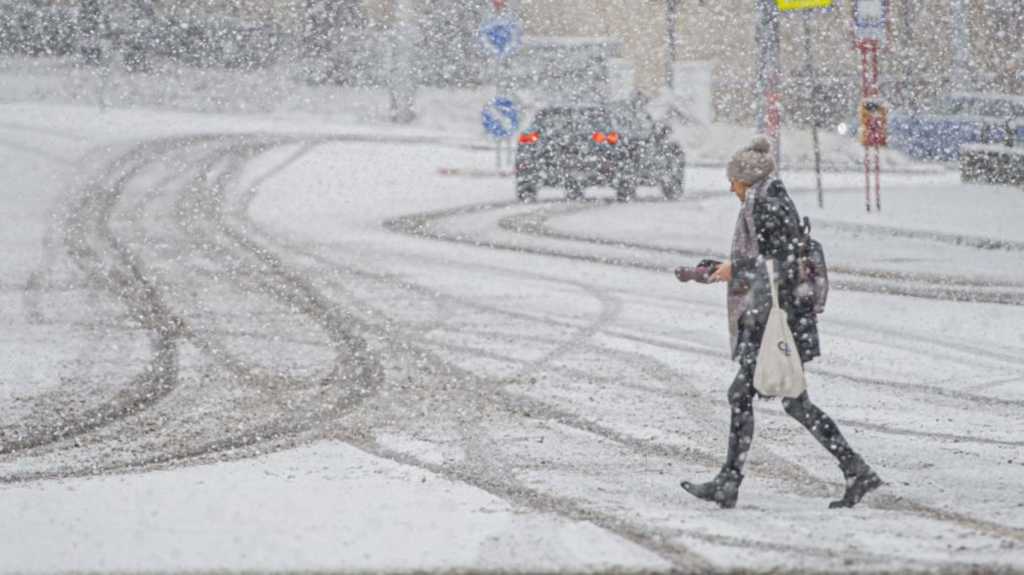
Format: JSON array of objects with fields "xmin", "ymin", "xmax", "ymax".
[{"xmin": 776, "ymin": 0, "xmax": 833, "ymax": 11}]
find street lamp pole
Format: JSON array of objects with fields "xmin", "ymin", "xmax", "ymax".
[
  {"xmin": 666, "ymin": 0, "xmax": 680, "ymax": 90},
  {"xmin": 950, "ymin": 0, "xmax": 970, "ymax": 90},
  {"xmin": 802, "ymin": 14, "xmax": 824, "ymax": 207},
  {"xmin": 756, "ymin": 0, "xmax": 782, "ymax": 172},
  {"xmin": 389, "ymin": 0, "xmax": 417, "ymax": 123}
]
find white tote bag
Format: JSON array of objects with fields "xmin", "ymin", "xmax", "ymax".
[{"xmin": 753, "ymin": 260, "xmax": 807, "ymax": 398}]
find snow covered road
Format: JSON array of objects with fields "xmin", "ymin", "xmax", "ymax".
[{"xmin": 1, "ymin": 105, "xmax": 1022, "ymax": 573}]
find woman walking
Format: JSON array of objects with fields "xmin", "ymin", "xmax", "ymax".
[{"xmin": 681, "ymin": 136, "xmax": 881, "ymax": 509}]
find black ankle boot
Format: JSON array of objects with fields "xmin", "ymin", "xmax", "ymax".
[
  {"xmin": 830, "ymin": 459, "xmax": 882, "ymax": 509},
  {"xmin": 681, "ymin": 468, "xmax": 744, "ymax": 509}
]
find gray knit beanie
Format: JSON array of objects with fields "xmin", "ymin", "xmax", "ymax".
[{"xmin": 727, "ymin": 135, "xmax": 775, "ymax": 185}]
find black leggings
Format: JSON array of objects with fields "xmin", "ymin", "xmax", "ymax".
[{"xmin": 725, "ymin": 357, "xmax": 861, "ymax": 475}]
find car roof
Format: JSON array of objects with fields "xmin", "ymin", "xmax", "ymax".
[{"xmin": 536, "ymin": 106, "xmax": 608, "ymax": 115}]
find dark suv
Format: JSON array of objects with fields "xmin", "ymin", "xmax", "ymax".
[{"xmin": 514, "ymin": 104, "xmax": 685, "ymax": 202}]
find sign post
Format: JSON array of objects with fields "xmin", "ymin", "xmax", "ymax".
[
  {"xmin": 479, "ymin": 17, "xmax": 522, "ymax": 61},
  {"xmin": 854, "ymin": 0, "xmax": 887, "ymax": 212},
  {"xmin": 480, "ymin": 4, "xmax": 522, "ymax": 170},
  {"xmin": 803, "ymin": 15, "xmax": 825, "ymax": 208},
  {"xmin": 482, "ymin": 97, "xmax": 520, "ymax": 170},
  {"xmin": 776, "ymin": 0, "xmax": 832, "ymax": 207},
  {"xmin": 389, "ymin": 0, "xmax": 418, "ymax": 124},
  {"xmin": 482, "ymin": 98, "xmax": 520, "ymax": 139},
  {"xmin": 757, "ymin": 0, "xmax": 782, "ymax": 172},
  {"xmin": 666, "ymin": 0, "xmax": 681, "ymax": 89}
]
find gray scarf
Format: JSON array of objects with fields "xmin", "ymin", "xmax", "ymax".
[{"xmin": 727, "ymin": 179, "xmax": 770, "ymax": 357}]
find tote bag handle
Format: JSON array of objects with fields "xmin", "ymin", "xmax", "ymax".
[{"xmin": 767, "ymin": 259, "xmax": 780, "ymax": 308}]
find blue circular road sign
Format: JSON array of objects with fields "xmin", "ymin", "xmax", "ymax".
[
  {"xmin": 482, "ymin": 97, "xmax": 519, "ymax": 139},
  {"xmin": 479, "ymin": 17, "xmax": 522, "ymax": 59}
]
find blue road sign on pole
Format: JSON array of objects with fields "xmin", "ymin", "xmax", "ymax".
[
  {"xmin": 479, "ymin": 17, "xmax": 522, "ymax": 59},
  {"xmin": 482, "ymin": 97, "xmax": 519, "ymax": 139}
]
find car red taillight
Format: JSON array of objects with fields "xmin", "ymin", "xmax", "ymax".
[
  {"xmin": 592, "ymin": 132, "xmax": 606, "ymax": 143},
  {"xmin": 606, "ymin": 131, "xmax": 620, "ymax": 145},
  {"xmin": 592, "ymin": 132, "xmax": 619, "ymax": 144},
  {"xmin": 519, "ymin": 131, "xmax": 540, "ymax": 144}
]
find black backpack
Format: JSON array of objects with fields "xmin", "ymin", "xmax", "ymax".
[{"xmin": 796, "ymin": 217, "xmax": 829, "ymax": 314}]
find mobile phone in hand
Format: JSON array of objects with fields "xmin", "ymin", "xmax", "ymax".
[{"xmin": 675, "ymin": 259, "xmax": 722, "ymax": 283}]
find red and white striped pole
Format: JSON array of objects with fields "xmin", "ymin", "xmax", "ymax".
[{"xmin": 858, "ymin": 38, "xmax": 881, "ymax": 212}]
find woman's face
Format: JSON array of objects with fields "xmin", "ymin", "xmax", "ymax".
[{"xmin": 730, "ymin": 179, "xmax": 750, "ymax": 203}]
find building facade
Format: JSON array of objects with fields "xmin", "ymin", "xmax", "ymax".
[
  {"xmin": 521, "ymin": 0, "xmax": 1021, "ymax": 121},
  {"xmin": 57, "ymin": 0, "xmax": 1024, "ymax": 120}
]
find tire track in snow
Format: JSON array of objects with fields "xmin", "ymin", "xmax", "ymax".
[
  {"xmin": 403, "ymin": 307, "xmax": 1024, "ymax": 545},
  {"xmin": 252, "ymin": 223, "xmax": 1024, "ymax": 559},
  {"xmin": 386, "ymin": 199, "xmax": 1024, "ymax": 410},
  {"xmin": 380, "ymin": 199, "xmax": 1024, "ymax": 546},
  {"xmin": 10, "ymin": 132, "xmax": 1018, "ymax": 568},
  {"xmin": 222, "ymin": 144, "xmax": 718, "ymax": 571},
  {"xmin": 0, "ymin": 135, "xmax": 385, "ymax": 479},
  {"xmin": 385, "ymin": 197, "xmax": 1024, "ymax": 306},
  {"xmin": 149, "ymin": 135, "xmax": 1024, "ymax": 567},
  {"xmin": 209, "ymin": 137, "xmax": 1024, "ymax": 551},
  {"xmin": 0, "ymin": 139, "xmax": 194, "ymax": 456},
  {"xmin": 504, "ymin": 202, "xmax": 1024, "ymax": 289},
  {"xmin": 5, "ymin": 136, "xmax": 707, "ymax": 573}
]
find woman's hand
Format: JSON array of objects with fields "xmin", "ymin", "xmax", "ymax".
[{"xmin": 710, "ymin": 260, "xmax": 732, "ymax": 282}]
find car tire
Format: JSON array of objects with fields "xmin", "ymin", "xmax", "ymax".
[
  {"xmin": 516, "ymin": 180, "xmax": 538, "ymax": 203},
  {"xmin": 565, "ymin": 181, "xmax": 585, "ymax": 201},
  {"xmin": 615, "ymin": 183, "xmax": 636, "ymax": 203},
  {"xmin": 661, "ymin": 175, "xmax": 684, "ymax": 200}
]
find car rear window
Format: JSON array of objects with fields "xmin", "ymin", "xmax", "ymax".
[
  {"xmin": 534, "ymin": 108, "xmax": 614, "ymax": 134},
  {"xmin": 609, "ymin": 106, "xmax": 656, "ymax": 135}
]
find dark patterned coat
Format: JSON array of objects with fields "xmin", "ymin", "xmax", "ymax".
[{"xmin": 730, "ymin": 179, "xmax": 821, "ymax": 364}]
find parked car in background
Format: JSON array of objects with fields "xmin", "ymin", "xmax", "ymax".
[
  {"xmin": 961, "ymin": 112, "xmax": 1024, "ymax": 186},
  {"xmin": 889, "ymin": 92, "xmax": 1024, "ymax": 160},
  {"xmin": 515, "ymin": 103, "xmax": 686, "ymax": 202},
  {"xmin": 961, "ymin": 140, "xmax": 1024, "ymax": 186}
]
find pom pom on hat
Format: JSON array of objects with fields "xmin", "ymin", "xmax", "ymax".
[
  {"xmin": 727, "ymin": 135, "xmax": 775, "ymax": 185},
  {"xmin": 748, "ymin": 135, "xmax": 772, "ymax": 154}
]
